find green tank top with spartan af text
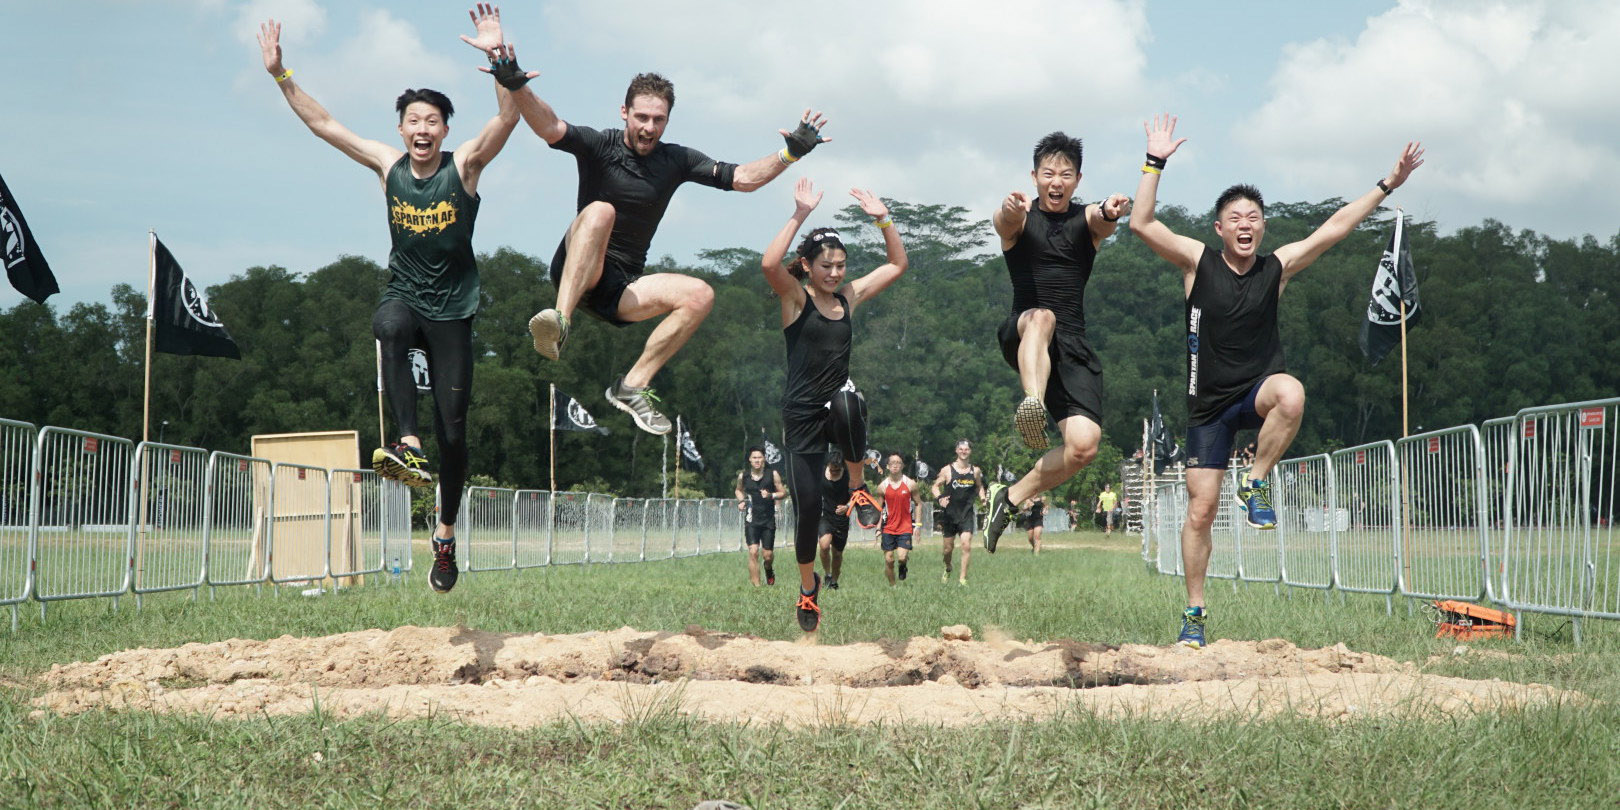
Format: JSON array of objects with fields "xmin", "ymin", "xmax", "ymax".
[{"xmin": 382, "ymin": 152, "xmax": 480, "ymax": 320}]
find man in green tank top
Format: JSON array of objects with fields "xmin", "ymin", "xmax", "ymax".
[{"xmin": 258, "ymin": 8, "xmax": 521, "ymax": 595}]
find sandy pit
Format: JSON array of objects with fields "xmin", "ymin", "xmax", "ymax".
[{"xmin": 30, "ymin": 626, "xmax": 1575, "ymax": 727}]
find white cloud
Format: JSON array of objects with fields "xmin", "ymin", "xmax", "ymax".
[{"xmin": 1242, "ymin": 0, "xmax": 1620, "ymax": 238}]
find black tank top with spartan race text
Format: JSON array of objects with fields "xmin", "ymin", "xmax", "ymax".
[
  {"xmin": 1185, "ymin": 246, "xmax": 1286, "ymax": 425},
  {"xmin": 383, "ymin": 153, "xmax": 480, "ymax": 320},
  {"xmin": 943, "ymin": 464, "xmax": 978, "ymax": 519},
  {"xmin": 742, "ymin": 471, "xmax": 776, "ymax": 528},
  {"xmin": 1003, "ymin": 203, "xmax": 1097, "ymax": 336},
  {"xmin": 783, "ymin": 292, "xmax": 852, "ymax": 414}
]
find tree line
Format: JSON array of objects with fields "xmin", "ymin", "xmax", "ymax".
[{"xmin": 3, "ymin": 198, "xmax": 1616, "ymax": 511}]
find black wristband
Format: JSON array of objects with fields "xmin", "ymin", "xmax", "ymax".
[
  {"xmin": 1376, "ymin": 179, "xmax": 1392, "ymax": 196},
  {"xmin": 1144, "ymin": 152, "xmax": 1168, "ymax": 170},
  {"xmin": 1098, "ymin": 200, "xmax": 1120, "ymax": 222},
  {"xmin": 782, "ymin": 121, "xmax": 822, "ymax": 159},
  {"xmin": 489, "ymin": 57, "xmax": 530, "ymax": 91}
]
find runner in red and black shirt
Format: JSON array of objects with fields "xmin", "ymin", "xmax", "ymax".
[{"xmin": 879, "ymin": 452, "xmax": 919, "ymax": 586}]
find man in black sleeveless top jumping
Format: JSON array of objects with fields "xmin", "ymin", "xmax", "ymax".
[
  {"xmin": 1130, "ymin": 113, "xmax": 1424, "ymax": 648},
  {"xmin": 499, "ymin": 49, "xmax": 828, "ymax": 437},
  {"xmin": 982, "ymin": 133, "xmax": 1131, "ymax": 554},
  {"xmin": 259, "ymin": 8, "xmax": 521, "ymax": 594}
]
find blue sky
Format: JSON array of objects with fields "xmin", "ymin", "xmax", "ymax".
[{"xmin": 4, "ymin": 0, "xmax": 1617, "ymax": 310}]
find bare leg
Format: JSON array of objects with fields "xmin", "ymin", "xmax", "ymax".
[
  {"xmin": 614, "ymin": 274, "xmax": 716, "ymax": 389},
  {"xmin": 819, "ymin": 534, "xmax": 832, "ymax": 574},
  {"xmin": 1181, "ymin": 468, "xmax": 1223, "ymax": 607},
  {"xmin": 830, "ymin": 548, "xmax": 843, "ymax": 581},
  {"xmin": 957, "ymin": 533, "xmax": 972, "ymax": 581},
  {"xmin": 884, "ymin": 550, "xmax": 896, "ymax": 585},
  {"xmin": 1031, "ymin": 525, "xmax": 1043, "ymax": 553},
  {"xmin": 1016, "ymin": 308, "xmax": 1056, "ymax": 397},
  {"xmin": 1249, "ymin": 374, "xmax": 1306, "ymax": 481},
  {"xmin": 746, "ymin": 545, "xmax": 761, "ymax": 587},
  {"xmin": 1007, "ymin": 415, "xmax": 1102, "ymax": 504},
  {"xmin": 552, "ymin": 202, "xmax": 615, "ymax": 320}
]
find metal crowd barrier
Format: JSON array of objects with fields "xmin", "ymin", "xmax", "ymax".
[
  {"xmin": 205, "ymin": 452, "xmax": 272, "ymax": 589},
  {"xmin": 2, "ymin": 419, "xmax": 37, "ymax": 627},
  {"xmin": 465, "ymin": 486, "xmax": 516, "ymax": 573},
  {"xmin": 330, "ymin": 469, "xmax": 387, "ymax": 581},
  {"xmin": 268, "ymin": 462, "xmax": 330, "ymax": 587},
  {"xmin": 1331, "ymin": 442, "xmax": 1400, "ymax": 607},
  {"xmin": 514, "ymin": 489, "xmax": 550, "ymax": 568},
  {"xmin": 132, "ymin": 442, "xmax": 210, "ymax": 599},
  {"xmin": 32, "ymin": 427, "xmax": 135, "ymax": 605},
  {"xmin": 1395, "ymin": 426, "xmax": 1491, "ymax": 603}
]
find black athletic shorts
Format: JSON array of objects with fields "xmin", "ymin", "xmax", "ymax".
[
  {"xmin": 1185, "ymin": 376, "xmax": 1269, "ymax": 469},
  {"xmin": 939, "ymin": 511, "xmax": 976, "ymax": 537},
  {"xmin": 817, "ymin": 515, "xmax": 850, "ymax": 551},
  {"xmin": 744, "ymin": 523, "xmax": 776, "ymax": 550},
  {"xmin": 880, "ymin": 532, "xmax": 913, "ymax": 552},
  {"xmin": 551, "ymin": 240, "xmax": 640, "ymax": 327},
  {"xmin": 1020, "ymin": 512, "xmax": 1045, "ymax": 530},
  {"xmin": 996, "ymin": 317, "xmax": 1103, "ymax": 425}
]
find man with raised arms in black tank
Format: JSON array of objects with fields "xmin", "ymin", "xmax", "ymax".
[
  {"xmin": 982, "ymin": 133, "xmax": 1132, "ymax": 553},
  {"xmin": 1130, "ymin": 113, "xmax": 1423, "ymax": 648},
  {"xmin": 735, "ymin": 447, "xmax": 786, "ymax": 587},
  {"xmin": 258, "ymin": 7, "xmax": 520, "ymax": 594},
  {"xmin": 497, "ymin": 55, "xmax": 829, "ymax": 437},
  {"xmin": 761, "ymin": 178, "xmax": 907, "ymax": 632},
  {"xmin": 932, "ymin": 439, "xmax": 983, "ymax": 584}
]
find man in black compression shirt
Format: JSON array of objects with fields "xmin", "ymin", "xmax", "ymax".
[
  {"xmin": 1130, "ymin": 113, "xmax": 1424, "ymax": 648},
  {"xmin": 503, "ymin": 62, "xmax": 828, "ymax": 436},
  {"xmin": 259, "ymin": 9, "xmax": 520, "ymax": 594},
  {"xmin": 735, "ymin": 447, "xmax": 786, "ymax": 587},
  {"xmin": 982, "ymin": 132, "xmax": 1131, "ymax": 554}
]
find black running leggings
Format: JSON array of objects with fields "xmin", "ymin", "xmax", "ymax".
[
  {"xmin": 784, "ymin": 391, "xmax": 867, "ymax": 566},
  {"xmin": 372, "ymin": 299, "xmax": 472, "ymax": 526}
]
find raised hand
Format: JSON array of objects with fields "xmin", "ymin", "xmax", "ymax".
[
  {"xmin": 849, "ymin": 187, "xmax": 888, "ymax": 220},
  {"xmin": 1100, "ymin": 193, "xmax": 1133, "ymax": 220},
  {"xmin": 1385, "ymin": 141, "xmax": 1425, "ymax": 190},
  {"xmin": 780, "ymin": 109, "xmax": 831, "ymax": 159},
  {"xmin": 1002, "ymin": 190, "xmax": 1030, "ymax": 216},
  {"xmin": 479, "ymin": 43, "xmax": 539, "ymax": 88},
  {"xmin": 792, "ymin": 177, "xmax": 823, "ymax": 213},
  {"xmin": 459, "ymin": 3, "xmax": 505, "ymax": 55},
  {"xmin": 1144, "ymin": 113, "xmax": 1187, "ymax": 161},
  {"xmin": 258, "ymin": 19, "xmax": 285, "ymax": 76}
]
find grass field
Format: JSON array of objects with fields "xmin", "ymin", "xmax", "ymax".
[{"xmin": 4, "ymin": 529, "xmax": 1620, "ymax": 808}]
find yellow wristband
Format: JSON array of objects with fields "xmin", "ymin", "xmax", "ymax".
[
  {"xmin": 274, "ymin": 69, "xmax": 294, "ymax": 83},
  {"xmin": 875, "ymin": 216, "xmax": 893, "ymax": 229},
  {"xmin": 1141, "ymin": 164, "xmax": 1161, "ymax": 175},
  {"xmin": 778, "ymin": 148, "xmax": 799, "ymax": 165}
]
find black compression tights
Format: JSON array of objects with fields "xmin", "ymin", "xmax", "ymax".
[
  {"xmin": 372, "ymin": 299, "xmax": 473, "ymax": 526},
  {"xmin": 786, "ymin": 450, "xmax": 826, "ymax": 566}
]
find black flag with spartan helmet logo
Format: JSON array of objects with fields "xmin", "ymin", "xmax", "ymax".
[
  {"xmin": 1, "ymin": 170, "xmax": 59, "ymax": 304},
  {"xmin": 678, "ymin": 418, "xmax": 705, "ymax": 472},
  {"xmin": 1358, "ymin": 212, "xmax": 1422, "ymax": 366},
  {"xmin": 551, "ymin": 388, "xmax": 609, "ymax": 435},
  {"xmin": 151, "ymin": 236, "xmax": 239, "ymax": 358}
]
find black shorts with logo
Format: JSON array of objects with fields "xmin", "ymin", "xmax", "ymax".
[{"xmin": 744, "ymin": 523, "xmax": 776, "ymax": 550}]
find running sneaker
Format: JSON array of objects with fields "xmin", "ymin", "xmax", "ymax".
[
  {"xmin": 847, "ymin": 487, "xmax": 882, "ymax": 530},
  {"xmin": 825, "ymin": 576, "xmax": 839, "ymax": 590},
  {"xmin": 898, "ymin": 560, "xmax": 908, "ymax": 581},
  {"xmin": 796, "ymin": 573, "xmax": 822, "ymax": 633},
  {"xmin": 765, "ymin": 564, "xmax": 776, "ymax": 586},
  {"xmin": 1014, "ymin": 395, "xmax": 1050, "ymax": 450},
  {"xmin": 1177, "ymin": 606, "xmax": 1208, "ymax": 649},
  {"xmin": 1245, "ymin": 478, "xmax": 1277, "ymax": 530},
  {"xmin": 371, "ymin": 443, "xmax": 434, "ymax": 489},
  {"xmin": 528, "ymin": 309, "xmax": 569, "ymax": 361},
  {"xmin": 983, "ymin": 483, "xmax": 1016, "ymax": 553},
  {"xmin": 606, "ymin": 376, "xmax": 672, "ymax": 435},
  {"xmin": 1234, "ymin": 470, "xmax": 1254, "ymax": 511},
  {"xmin": 430, "ymin": 537, "xmax": 459, "ymax": 593},
  {"xmin": 941, "ymin": 569, "xmax": 950, "ymax": 584}
]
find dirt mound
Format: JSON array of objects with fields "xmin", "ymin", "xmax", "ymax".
[{"xmin": 31, "ymin": 626, "xmax": 1574, "ymax": 727}]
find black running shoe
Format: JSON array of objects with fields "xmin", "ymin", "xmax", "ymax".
[
  {"xmin": 796, "ymin": 573, "xmax": 821, "ymax": 633},
  {"xmin": 430, "ymin": 538, "xmax": 459, "ymax": 593},
  {"xmin": 898, "ymin": 560, "xmax": 908, "ymax": 581},
  {"xmin": 372, "ymin": 443, "xmax": 434, "ymax": 489},
  {"xmin": 847, "ymin": 487, "xmax": 882, "ymax": 529},
  {"xmin": 983, "ymin": 483, "xmax": 1015, "ymax": 553},
  {"xmin": 765, "ymin": 565, "xmax": 776, "ymax": 586},
  {"xmin": 825, "ymin": 576, "xmax": 839, "ymax": 590}
]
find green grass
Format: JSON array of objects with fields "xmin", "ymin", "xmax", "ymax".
[{"xmin": 3, "ymin": 530, "xmax": 1620, "ymax": 808}]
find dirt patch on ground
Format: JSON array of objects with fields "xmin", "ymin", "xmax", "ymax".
[{"xmin": 31, "ymin": 626, "xmax": 1575, "ymax": 727}]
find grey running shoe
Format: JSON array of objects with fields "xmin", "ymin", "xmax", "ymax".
[
  {"xmin": 606, "ymin": 376, "xmax": 672, "ymax": 435},
  {"xmin": 1014, "ymin": 395, "xmax": 1049, "ymax": 450},
  {"xmin": 528, "ymin": 309, "xmax": 569, "ymax": 360}
]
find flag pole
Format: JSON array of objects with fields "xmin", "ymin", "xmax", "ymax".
[
  {"xmin": 548, "ymin": 383, "xmax": 557, "ymax": 495},
  {"xmin": 661, "ymin": 433, "xmax": 668, "ymax": 499},
  {"xmin": 143, "ymin": 231, "xmax": 156, "ymax": 445},
  {"xmin": 1396, "ymin": 208, "xmax": 1410, "ymax": 439},
  {"xmin": 375, "ymin": 341, "xmax": 386, "ymax": 449},
  {"xmin": 674, "ymin": 416, "xmax": 682, "ymax": 497}
]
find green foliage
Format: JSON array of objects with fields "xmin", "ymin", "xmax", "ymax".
[{"xmin": 4, "ymin": 202, "xmax": 1617, "ymax": 499}]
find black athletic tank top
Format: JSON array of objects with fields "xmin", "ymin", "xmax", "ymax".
[
  {"xmin": 1003, "ymin": 204, "xmax": 1097, "ymax": 335},
  {"xmin": 943, "ymin": 464, "xmax": 978, "ymax": 518},
  {"xmin": 383, "ymin": 153, "xmax": 480, "ymax": 320},
  {"xmin": 820, "ymin": 466, "xmax": 849, "ymax": 521},
  {"xmin": 742, "ymin": 471, "xmax": 776, "ymax": 527},
  {"xmin": 783, "ymin": 291, "xmax": 852, "ymax": 411},
  {"xmin": 1186, "ymin": 246, "xmax": 1286, "ymax": 425}
]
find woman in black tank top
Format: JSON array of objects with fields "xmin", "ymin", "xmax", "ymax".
[{"xmin": 760, "ymin": 178, "xmax": 909, "ymax": 632}]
